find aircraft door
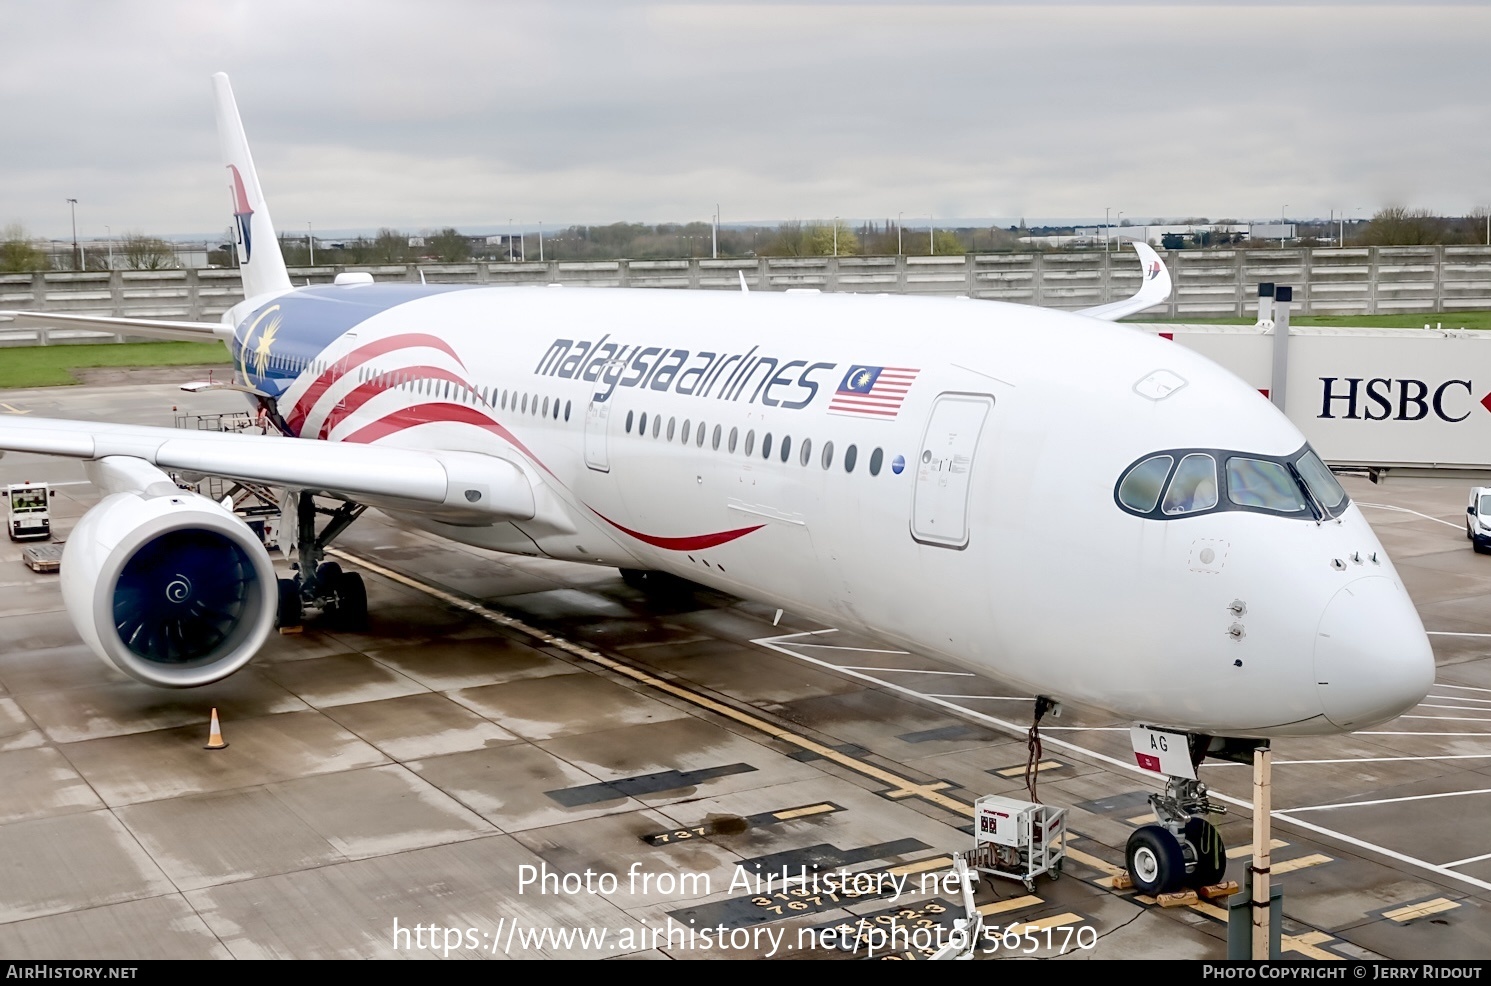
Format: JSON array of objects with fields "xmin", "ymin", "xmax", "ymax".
[
  {"xmin": 584, "ymin": 399, "xmax": 612, "ymax": 472},
  {"xmin": 911, "ymin": 393, "xmax": 993, "ymax": 549}
]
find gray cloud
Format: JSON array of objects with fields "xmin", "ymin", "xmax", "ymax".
[{"xmin": 2, "ymin": 2, "xmax": 1488, "ymax": 240}]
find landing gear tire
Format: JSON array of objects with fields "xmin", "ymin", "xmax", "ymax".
[
  {"xmin": 327, "ymin": 571, "xmax": 368, "ymax": 631},
  {"xmin": 315, "ymin": 561, "xmax": 343, "ymax": 586},
  {"xmin": 1126, "ymin": 824, "xmax": 1185, "ymax": 895},
  {"xmin": 276, "ymin": 578, "xmax": 303, "ymax": 628},
  {"xmin": 1183, "ymin": 816, "xmax": 1227, "ymax": 888}
]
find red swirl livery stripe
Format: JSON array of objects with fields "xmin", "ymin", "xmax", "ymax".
[
  {"xmin": 286, "ymin": 333, "xmax": 467, "ymax": 434},
  {"xmin": 589, "ymin": 510, "xmax": 765, "ymax": 551},
  {"xmin": 337, "ymin": 401, "xmax": 554, "ymax": 480},
  {"xmin": 337, "ymin": 402, "xmax": 763, "ymax": 552},
  {"xmin": 318, "ymin": 365, "xmax": 472, "ymax": 439}
]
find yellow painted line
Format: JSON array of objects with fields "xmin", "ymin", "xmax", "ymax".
[
  {"xmin": 1188, "ymin": 900, "xmax": 1229, "ymax": 921},
  {"xmin": 1384, "ymin": 897, "xmax": 1461, "ymax": 923},
  {"xmin": 772, "ymin": 803, "xmax": 836, "ymax": 821},
  {"xmin": 1227, "ymin": 838, "xmax": 1288, "ymax": 859},
  {"xmin": 1007, "ymin": 912, "xmax": 1083, "ymax": 934},
  {"xmin": 886, "ymin": 856, "xmax": 953, "ymax": 878},
  {"xmin": 1063, "ymin": 842, "xmax": 1123, "ymax": 878},
  {"xmin": 1282, "ymin": 930, "xmax": 1342, "ymax": 960},
  {"xmin": 1273, "ymin": 853, "xmax": 1332, "ymax": 875},
  {"xmin": 0, "ymin": 403, "xmax": 30, "ymax": 414},
  {"xmin": 977, "ymin": 894, "xmax": 1042, "ymax": 916},
  {"xmin": 995, "ymin": 760, "xmax": 1063, "ymax": 777},
  {"xmin": 886, "ymin": 781, "xmax": 952, "ymax": 799},
  {"xmin": 330, "ymin": 548, "xmax": 978, "ymax": 818}
]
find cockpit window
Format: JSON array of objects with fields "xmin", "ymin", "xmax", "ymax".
[
  {"xmin": 1114, "ymin": 443, "xmax": 1351, "ymax": 522},
  {"xmin": 1117, "ymin": 455, "xmax": 1173, "ymax": 513},
  {"xmin": 1161, "ymin": 454, "xmax": 1217, "ymax": 515},
  {"xmin": 1295, "ymin": 450, "xmax": 1346, "ymax": 513},
  {"xmin": 1226, "ymin": 457, "xmax": 1308, "ymax": 514}
]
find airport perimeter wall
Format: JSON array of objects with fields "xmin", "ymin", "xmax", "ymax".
[{"xmin": 4, "ymin": 245, "xmax": 1491, "ymax": 342}]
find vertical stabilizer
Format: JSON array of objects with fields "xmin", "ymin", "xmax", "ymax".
[{"xmin": 213, "ymin": 73, "xmax": 292, "ymax": 300}]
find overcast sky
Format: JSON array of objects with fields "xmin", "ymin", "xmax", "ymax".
[{"xmin": 3, "ymin": 1, "xmax": 1488, "ymax": 241}]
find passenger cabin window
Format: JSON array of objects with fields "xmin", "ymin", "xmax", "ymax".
[{"xmin": 1161, "ymin": 453, "xmax": 1217, "ymax": 515}]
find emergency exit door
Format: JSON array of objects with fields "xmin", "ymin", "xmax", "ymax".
[
  {"xmin": 584, "ymin": 399, "xmax": 611, "ymax": 472},
  {"xmin": 911, "ymin": 393, "xmax": 993, "ymax": 548}
]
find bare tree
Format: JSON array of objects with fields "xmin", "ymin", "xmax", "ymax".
[
  {"xmin": 371, "ymin": 228, "xmax": 411, "ymax": 264},
  {"xmin": 0, "ymin": 224, "xmax": 50, "ymax": 272},
  {"xmin": 120, "ymin": 232, "xmax": 178, "ymax": 269},
  {"xmin": 427, "ymin": 228, "xmax": 471, "ymax": 263}
]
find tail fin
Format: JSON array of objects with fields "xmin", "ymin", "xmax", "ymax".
[{"xmin": 213, "ymin": 73, "xmax": 292, "ymax": 301}]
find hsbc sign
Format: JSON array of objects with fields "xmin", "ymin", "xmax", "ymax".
[
  {"xmin": 1317, "ymin": 377, "xmax": 1477, "ymax": 423},
  {"xmin": 1145, "ymin": 325, "xmax": 1491, "ymax": 469}
]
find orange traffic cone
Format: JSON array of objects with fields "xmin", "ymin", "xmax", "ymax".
[{"xmin": 204, "ymin": 708, "xmax": 228, "ymax": 750}]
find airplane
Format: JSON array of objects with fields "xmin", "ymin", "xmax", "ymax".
[{"xmin": 0, "ymin": 73, "xmax": 1434, "ymax": 896}]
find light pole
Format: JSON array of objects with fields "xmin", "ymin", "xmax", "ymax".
[
  {"xmin": 833, "ymin": 216, "xmax": 838, "ymax": 257},
  {"xmin": 306, "ymin": 221, "xmax": 314, "ymax": 265},
  {"xmin": 1105, "ymin": 206, "xmax": 1111, "ymax": 253},
  {"xmin": 1281, "ymin": 205, "xmax": 1288, "ymax": 247},
  {"xmin": 1117, "ymin": 211, "xmax": 1124, "ymax": 248},
  {"xmin": 105, "ymin": 225, "xmax": 113, "ymax": 270},
  {"xmin": 713, "ymin": 204, "xmax": 719, "ymax": 259},
  {"xmin": 508, "ymin": 219, "xmax": 514, "ymax": 262},
  {"xmin": 66, "ymin": 198, "xmax": 79, "ymax": 269},
  {"xmin": 897, "ymin": 213, "xmax": 903, "ymax": 255},
  {"xmin": 538, "ymin": 222, "xmax": 544, "ymax": 262}
]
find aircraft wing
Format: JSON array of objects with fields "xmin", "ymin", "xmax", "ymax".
[
  {"xmin": 1074, "ymin": 240, "xmax": 1173, "ymax": 322},
  {"xmin": 0, "ymin": 416, "xmax": 540, "ymax": 524},
  {"xmin": 0, "ymin": 310, "xmax": 233, "ymax": 344}
]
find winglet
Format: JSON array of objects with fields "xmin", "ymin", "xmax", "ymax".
[
  {"xmin": 213, "ymin": 73, "xmax": 292, "ymax": 302},
  {"xmin": 1074, "ymin": 240, "xmax": 1172, "ymax": 322}
]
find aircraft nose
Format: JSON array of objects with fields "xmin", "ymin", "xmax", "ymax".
[{"xmin": 1314, "ymin": 576, "xmax": 1435, "ymax": 730}]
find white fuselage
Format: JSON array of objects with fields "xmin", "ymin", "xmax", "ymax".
[{"xmin": 233, "ymin": 284, "xmax": 1435, "ymax": 738}]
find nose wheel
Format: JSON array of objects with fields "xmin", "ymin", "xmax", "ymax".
[{"xmin": 1122, "ymin": 735, "xmax": 1232, "ymax": 895}]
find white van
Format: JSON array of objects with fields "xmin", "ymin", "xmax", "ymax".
[
  {"xmin": 1468, "ymin": 487, "xmax": 1491, "ymax": 553},
  {"xmin": 6, "ymin": 482, "xmax": 52, "ymax": 541}
]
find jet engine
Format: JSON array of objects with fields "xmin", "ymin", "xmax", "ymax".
[{"xmin": 60, "ymin": 461, "xmax": 277, "ymax": 687}]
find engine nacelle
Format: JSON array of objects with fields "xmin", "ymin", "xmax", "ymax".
[{"xmin": 61, "ymin": 483, "xmax": 277, "ymax": 687}]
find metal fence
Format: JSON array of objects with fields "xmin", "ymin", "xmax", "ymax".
[{"xmin": 4, "ymin": 245, "xmax": 1490, "ymax": 343}]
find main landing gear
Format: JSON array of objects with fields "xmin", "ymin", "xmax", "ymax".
[
  {"xmin": 275, "ymin": 492, "xmax": 369, "ymax": 631},
  {"xmin": 1124, "ymin": 729, "xmax": 1231, "ymax": 896}
]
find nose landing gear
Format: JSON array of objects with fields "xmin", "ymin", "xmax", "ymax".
[
  {"xmin": 1122, "ymin": 727, "xmax": 1237, "ymax": 896},
  {"xmin": 1123, "ymin": 772, "xmax": 1228, "ymax": 895}
]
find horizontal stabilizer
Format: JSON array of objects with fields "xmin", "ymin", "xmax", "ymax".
[{"xmin": 0, "ymin": 309, "xmax": 232, "ymax": 343}]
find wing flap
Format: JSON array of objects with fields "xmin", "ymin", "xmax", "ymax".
[
  {"xmin": 0, "ymin": 416, "xmax": 537, "ymax": 524},
  {"xmin": 1075, "ymin": 241, "xmax": 1173, "ymax": 322}
]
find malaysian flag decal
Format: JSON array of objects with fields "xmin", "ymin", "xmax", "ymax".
[{"xmin": 827, "ymin": 365, "xmax": 919, "ymax": 419}]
